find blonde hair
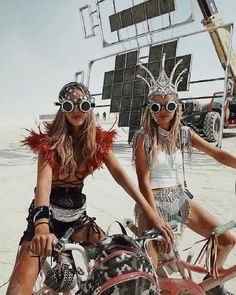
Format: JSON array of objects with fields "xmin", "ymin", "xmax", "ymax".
[
  {"xmin": 46, "ymin": 85, "xmax": 97, "ymax": 175},
  {"xmin": 141, "ymin": 98, "xmax": 182, "ymax": 163}
]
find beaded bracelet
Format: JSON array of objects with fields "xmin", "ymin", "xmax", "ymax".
[{"xmin": 35, "ymin": 221, "xmax": 49, "ymax": 227}]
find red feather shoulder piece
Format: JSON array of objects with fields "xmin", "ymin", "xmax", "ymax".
[
  {"xmin": 22, "ymin": 126, "xmax": 116, "ymax": 176},
  {"xmin": 21, "ymin": 128, "xmax": 58, "ymax": 171},
  {"xmin": 89, "ymin": 127, "xmax": 117, "ymax": 173}
]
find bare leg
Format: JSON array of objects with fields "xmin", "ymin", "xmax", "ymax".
[
  {"xmin": 6, "ymin": 241, "xmax": 40, "ymax": 295},
  {"xmin": 187, "ymin": 199, "xmax": 236, "ymax": 268},
  {"xmin": 137, "ymin": 212, "xmax": 159, "ymax": 269},
  {"xmin": 71, "ymin": 220, "xmax": 106, "ymax": 245}
]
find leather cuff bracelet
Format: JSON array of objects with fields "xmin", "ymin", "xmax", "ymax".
[{"xmin": 33, "ymin": 206, "xmax": 50, "ymax": 223}]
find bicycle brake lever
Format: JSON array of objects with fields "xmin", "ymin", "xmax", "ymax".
[
  {"xmin": 61, "ymin": 227, "xmax": 75, "ymax": 240},
  {"xmin": 139, "ymin": 229, "xmax": 164, "ymax": 241},
  {"xmin": 53, "ymin": 241, "xmax": 64, "ymax": 253},
  {"xmin": 53, "ymin": 227, "xmax": 75, "ymax": 253}
]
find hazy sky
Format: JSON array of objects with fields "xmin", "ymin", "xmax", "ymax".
[{"xmin": 1, "ymin": 0, "xmax": 236, "ymax": 129}]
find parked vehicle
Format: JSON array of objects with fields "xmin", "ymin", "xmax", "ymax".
[
  {"xmin": 182, "ymin": 92, "xmax": 236, "ymax": 142},
  {"xmin": 182, "ymin": 0, "xmax": 236, "ymax": 144}
]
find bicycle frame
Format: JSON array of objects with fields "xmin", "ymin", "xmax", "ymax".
[
  {"xmin": 33, "ymin": 219, "xmax": 236, "ymax": 295},
  {"xmin": 157, "ymin": 250, "xmax": 236, "ymax": 294},
  {"xmin": 149, "ymin": 219, "xmax": 236, "ymax": 294}
]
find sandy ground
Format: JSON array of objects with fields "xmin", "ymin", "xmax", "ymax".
[{"xmin": 0, "ymin": 124, "xmax": 235, "ymax": 294}]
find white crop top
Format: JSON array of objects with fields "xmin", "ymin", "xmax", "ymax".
[
  {"xmin": 149, "ymin": 149, "xmax": 182, "ymax": 189},
  {"xmin": 132, "ymin": 126, "xmax": 192, "ymax": 189}
]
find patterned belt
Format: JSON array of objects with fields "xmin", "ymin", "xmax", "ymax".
[
  {"xmin": 153, "ymin": 185, "xmax": 183, "ymax": 202},
  {"xmin": 51, "ymin": 203, "xmax": 86, "ymax": 222}
]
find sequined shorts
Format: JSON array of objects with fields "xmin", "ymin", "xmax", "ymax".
[{"xmin": 135, "ymin": 185, "xmax": 191, "ymax": 224}]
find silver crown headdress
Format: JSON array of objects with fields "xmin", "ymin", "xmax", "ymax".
[{"xmin": 137, "ymin": 53, "xmax": 187, "ymax": 98}]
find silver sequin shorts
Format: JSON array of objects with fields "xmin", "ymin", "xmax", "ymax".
[{"xmin": 135, "ymin": 185, "xmax": 191, "ymax": 224}]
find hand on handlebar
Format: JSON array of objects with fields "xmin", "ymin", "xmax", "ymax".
[
  {"xmin": 153, "ymin": 217, "xmax": 174, "ymax": 248},
  {"xmin": 155, "ymin": 237, "xmax": 171, "ymax": 254},
  {"xmin": 30, "ymin": 232, "xmax": 58, "ymax": 257}
]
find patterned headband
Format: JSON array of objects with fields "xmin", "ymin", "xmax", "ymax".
[
  {"xmin": 58, "ymin": 82, "xmax": 93, "ymax": 102},
  {"xmin": 137, "ymin": 53, "xmax": 187, "ymax": 98}
]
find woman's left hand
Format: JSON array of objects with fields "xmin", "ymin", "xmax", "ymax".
[
  {"xmin": 155, "ymin": 238, "xmax": 171, "ymax": 254},
  {"xmin": 152, "ymin": 217, "xmax": 174, "ymax": 245}
]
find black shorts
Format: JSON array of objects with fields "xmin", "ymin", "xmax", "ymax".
[{"xmin": 20, "ymin": 187, "xmax": 101, "ymax": 244}]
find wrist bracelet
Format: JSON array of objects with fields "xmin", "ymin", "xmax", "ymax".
[
  {"xmin": 35, "ymin": 221, "xmax": 49, "ymax": 227},
  {"xmin": 33, "ymin": 206, "xmax": 50, "ymax": 222}
]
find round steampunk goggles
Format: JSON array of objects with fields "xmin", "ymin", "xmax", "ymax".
[
  {"xmin": 55, "ymin": 98, "xmax": 95, "ymax": 113},
  {"xmin": 150, "ymin": 100, "xmax": 177, "ymax": 113}
]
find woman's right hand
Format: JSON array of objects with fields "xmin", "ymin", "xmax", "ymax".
[{"xmin": 30, "ymin": 224, "xmax": 58, "ymax": 257}]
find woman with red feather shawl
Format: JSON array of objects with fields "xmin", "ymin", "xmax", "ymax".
[{"xmin": 7, "ymin": 82, "xmax": 173, "ymax": 294}]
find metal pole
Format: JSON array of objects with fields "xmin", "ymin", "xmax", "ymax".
[
  {"xmin": 86, "ymin": 60, "xmax": 94, "ymax": 88},
  {"xmin": 218, "ymin": 24, "xmax": 234, "ymax": 148},
  {"xmin": 74, "ymin": 71, "xmax": 84, "ymax": 83}
]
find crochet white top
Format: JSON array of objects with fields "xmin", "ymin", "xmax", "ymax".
[{"xmin": 149, "ymin": 149, "xmax": 182, "ymax": 189}]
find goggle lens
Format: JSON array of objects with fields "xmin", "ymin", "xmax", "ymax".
[
  {"xmin": 167, "ymin": 101, "xmax": 177, "ymax": 112},
  {"xmin": 62, "ymin": 100, "xmax": 74, "ymax": 112},
  {"xmin": 80, "ymin": 100, "xmax": 91, "ymax": 112},
  {"xmin": 151, "ymin": 103, "xmax": 161, "ymax": 113}
]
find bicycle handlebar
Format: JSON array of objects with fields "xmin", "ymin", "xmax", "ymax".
[
  {"xmin": 53, "ymin": 227, "xmax": 90, "ymax": 271},
  {"xmin": 60, "ymin": 243, "xmax": 90, "ymax": 271},
  {"xmin": 212, "ymin": 220, "xmax": 236, "ymax": 236}
]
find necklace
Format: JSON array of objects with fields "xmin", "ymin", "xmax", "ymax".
[
  {"xmin": 158, "ymin": 126, "xmax": 172, "ymax": 137},
  {"xmin": 157, "ymin": 126, "xmax": 174, "ymax": 161}
]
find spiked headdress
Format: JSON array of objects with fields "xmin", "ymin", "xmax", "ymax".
[{"xmin": 137, "ymin": 53, "xmax": 187, "ymax": 98}]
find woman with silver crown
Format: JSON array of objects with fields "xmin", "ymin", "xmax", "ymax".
[{"xmin": 133, "ymin": 54, "xmax": 236, "ymax": 295}]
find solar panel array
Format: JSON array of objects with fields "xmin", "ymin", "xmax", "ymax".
[
  {"xmin": 102, "ymin": 41, "xmax": 191, "ymax": 142},
  {"xmin": 109, "ymin": 0, "xmax": 176, "ymax": 32}
]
